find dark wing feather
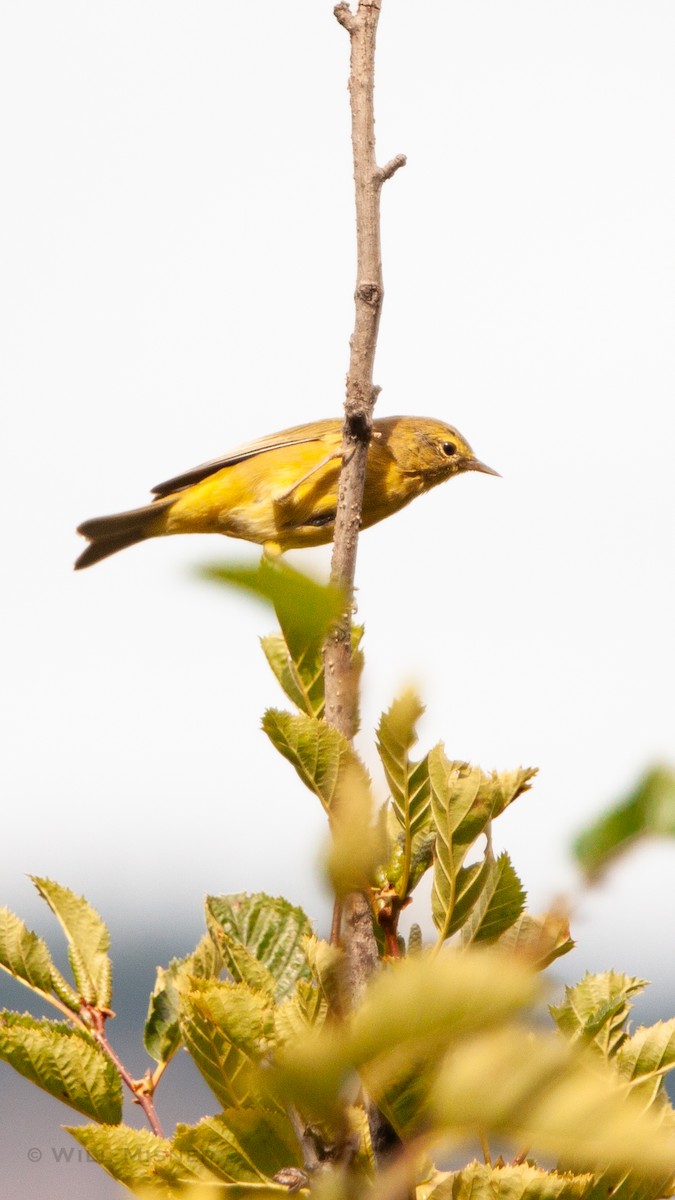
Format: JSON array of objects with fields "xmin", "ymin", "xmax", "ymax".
[{"xmin": 150, "ymin": 419, "xmax": 341, "ymax": 498}]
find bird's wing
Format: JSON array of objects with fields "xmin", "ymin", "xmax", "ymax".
[{"xmin": 151, "ymin": 419, "xmax": 341, "ymax": 498}]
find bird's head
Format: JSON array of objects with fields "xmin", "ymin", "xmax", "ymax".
[{"xmin": 383, "ymin": 417, "xmax": 499, "ymax": 483}]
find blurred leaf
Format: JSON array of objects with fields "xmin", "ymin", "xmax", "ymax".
[
  {"xmin": 179, "ymin": 979, "xmax": 277, "ymax": 1111},
  {"xmin": 574, "ymin": 766, "xmax": 675, "ymax": 879},
  {"xmin": 201, "ymin": 558, "xmax": 344, "ymax": 649},
  {"xmin": 428, "ymin": 1161, "xmax": 596, "ymax": 1200},
  {"xmin": 145, "ymin": 933, "xmax": 221, "ymax": 1066},
  {"xmin": 461, "ymin": 853, "xmax": 526, "ymax": 945},
  {"xmin": 206, "ymin": 894, "xmax": 312, "ymax": 1002},
  {"xmin": 172, "ymin": 1109, "xmax": 302, "ymax": 1182},
  {"xmin": 31, "ymin": 877, "xmax": 111, "ymax": 1008},
  {"xmin": 433, "ymin": 1025, "xmax": 675, "ymax": 1175},
  {"xmin": 273, "ymin": 949, "xmax": 538, "ymax": 1120},
  {"xmin": 0, "ymin": 906, "xmax": 55, "ymax": 996},
  {"xmin": 616, "ymin": 1018, "xmax": 675, "ymax": 1106},
  {"xmin": 262, "ymin": 709, "xmax": 370, "ymax": 813},
  {"xmin": 326, "ymin": 766, "xmax": 384, "ymax": 898},
  {"xmin": 550, "ymin": 972, "xmax": 647, "ymax": 1059},
  {"xmin": 0, "ymin": 1011, "xmax": 122, "ymax": 1122},
  {"xmin": 498, "ymin": 911, "xmax": 575, "ymax": 970}
]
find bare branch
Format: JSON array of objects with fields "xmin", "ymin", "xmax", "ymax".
[
  {"xmin": 325, "ymin": 0, "xmax": 406, "ymax": 1168},
  {"xmin": 378, "ymin": 153, "xmax": 407, "ymax": 183}
]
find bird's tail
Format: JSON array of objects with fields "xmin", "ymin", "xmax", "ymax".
[{"xmin": 74, "ymin": 499, "xmax": 173, "ymax": 570}]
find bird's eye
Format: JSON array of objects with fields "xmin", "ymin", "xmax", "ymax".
[{"xmin": 441, "ymin": 441, "xmax": 457, "ymax": 457}]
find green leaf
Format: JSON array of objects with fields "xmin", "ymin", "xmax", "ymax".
[
  {"xmin": 377, "ymin": 691, "xmax": 432, "ymax": 839},
  {"xmin": 31, "ymin": 877, "xmax": 112, "ymax": 1008},
  {"xmin": 616, "ymin": 1018, "xmax": 675, "ymax": 1107},
  {"xmin": 65, "ymin": 1123, "xmax": 201, "ymax": 1193},
  {"xmin": 376, "ymin": 691, "xmax": 433, "ymax": 900},
  {"xmin": 574, "ymin": 766, "xmax": 675, "ymax": 879},
  {"xmin": 0, "ymin": 1011, "xmax": 122, "ymax": 1122},
  {"xmin": 262, "ymin": 621, "xmax": 364, "ymax": 728},
  {"xmin": 550, "ymin": 972, "xmax": 647, "ymax": 1059},
  {"xmin": 430, "ymin": 754, "xmax": 537, "ymax": 944},
  {"xmin": 262, "ymin": 709, "xmax": 370, "ymax": 813},
  {"xmin": 173, "ymin": 1108, "xmax": 302, "ymax": 1182},
  {"xmin": 497, "ymin": 911, "xmax": 575, "ymax": 970},
  {"xmin": 429, "ymin": 752, "xmax": 483, "ymax": 941},
  {"xmin": 179, "ymin": 979, "xmax": 277, "ymax": 1111},
  {"xmin": 260, "ymin": 634, "xmax": 312, "ymax": 714},
  {"xmin": 0, "ymin": 906, "xmax": 55, "ymax": 995},
  {"xmin": 202, "ymin": 558, "xmax": 344, "ymax": 645},
  {"xmin": 206, "ymin": 894, "xmax": 312, "ymax": 1002},
  {"xmin": 428, "ymin": 1161, "xmax": 596, "ymax": 1200},
  {"xmin": 461, "ymin": 853, "xmax": 526, "ymax": 945},
  {"xmin": 145, "ymin": 932, "xmax": 221, "ymax": 1066}
]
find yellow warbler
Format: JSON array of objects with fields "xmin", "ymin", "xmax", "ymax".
[{"xmin": 75, "ymin": 416, "xmax": 497, "ymax": 570}]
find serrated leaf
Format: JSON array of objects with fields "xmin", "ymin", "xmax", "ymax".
[
  {"xmin": 261, "ymin": 634, "xmax": 312, "ymax": 714},
  {"xmin": 65, "ymin": 1123, "xmax": 203, "ymax": 1193},
  {"xmin": 144, "ymin": 933, "xmax": 221, "ymax": 1066},
  {"xmin": 429, "ymin": 1161, "xmax": 596, "ymax": 1200},
  {"xmin": 173, "ymin": 1108, "xmax": 302, "ymax": 1182},
  {"xmin": 376, "ymin": 691, "xmax": 433, "ymax": 901},
  {"xmin": 574, "ymin": 766, "xmax": 675, "ymax": 880},
  {"xmin": 550, "ymin": 972, "xmax": 647, "ymax": 1059},
  {"xmin": 274, "ymin": 978, "xmax": 327, "ymax": 1046},
  {"xmin": 461, "ymin": 853, "xmax": 526, "ymax": 945},
  {"xmin": 433, "ymin": 1026, "xmax": 675, "ymax": 1176},
  {"xmin": 0, "ymin": 1011, "xmax": 122, "ymax": 1122},
  {"xmin": 31, "ymin": 877, "xmax": 111, "ymax": 1008},
  {"xmin": 497, "ymin": 911, "xmax": 575, "ymax": 970},
  {"xmin": 262, "ymin": 709, "xmax": 370, "ymax": 813},
  {"xmin": 616, "ymin": 1018, "xmax": 675, "ymax": 1106},
  {"xmin": 430, "ymin": 752, "xmax": 482, "ymax": 941},
  {"xmin": 179, "ymin": 979, "xmax": 277, "ymax": 1111},
  {"xmin": 0, "ymin": 906, "xmax": 55, "ymax": 995},
  {"xmin": 206, "ymin": 893, "xmax": 312, "ymax": 1002},
  {"xmin": 377, "ymin": 691, "xmax": 432, "ymax": 836}
]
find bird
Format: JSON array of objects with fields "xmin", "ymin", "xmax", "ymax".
[{"xmin": 74, "ymin": 416, "xmax": 498, "ymax": 570}]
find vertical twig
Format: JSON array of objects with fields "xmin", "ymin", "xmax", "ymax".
[
  {"xmin": 325, "ymin": 0, "xmax": 406, "ymax": 1169},
  {"xmin": 325, "ymin": 1, "xmax": 406, "ymax": 749},
  {"xmin": 327, "ymin": 0, "xmax": 406, "ymax": 980}
]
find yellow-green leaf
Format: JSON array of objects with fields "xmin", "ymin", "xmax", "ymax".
[
  {"xmin": 179, "ymin": 979, "xmax": 277, "ymax": 1111},
  {"xmin": 144, "ymin": 932, "xmax": 221, "ymax": 1066},
  {"xmin": 262, "ymin": 709, "xmax": 370, "ymax": 813},
  {"xmin": 172, "ymin": 1109, "xmax": 302, "ymax": 1183},
  {"xmin": 461, "ymin": 853, "xmax": 526, "ymax": 946},
  {"xmin": 550, "ymin": 972, "xmax": 647, "ymax": 1059},
  {"xmin": 31, "ymin": 877, "xmax": 112, "ymax": 1008},
  {"xmin": 0, "ymin": 907, "xmax": 55, "ymax": 995},
  {"xmin": 428, "ymin": 1161, "xmax": 596, "ymax": 1200},
  {"xmin": 206, "ymin": 893, "xmax": 312, "ymax": 1002},
  {"xmin": 0, "ymin": 1011, "xmax": 122, "ymax": 1122}
]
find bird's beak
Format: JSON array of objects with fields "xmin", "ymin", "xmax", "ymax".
[{"xmin": 469, "ymin": 458, "xmax": 501, "ymax": 478}]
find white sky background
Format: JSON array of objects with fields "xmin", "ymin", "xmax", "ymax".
[{"xmin": 2, "ymin": 0, "xmax": 675, "ymax": 1014}]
